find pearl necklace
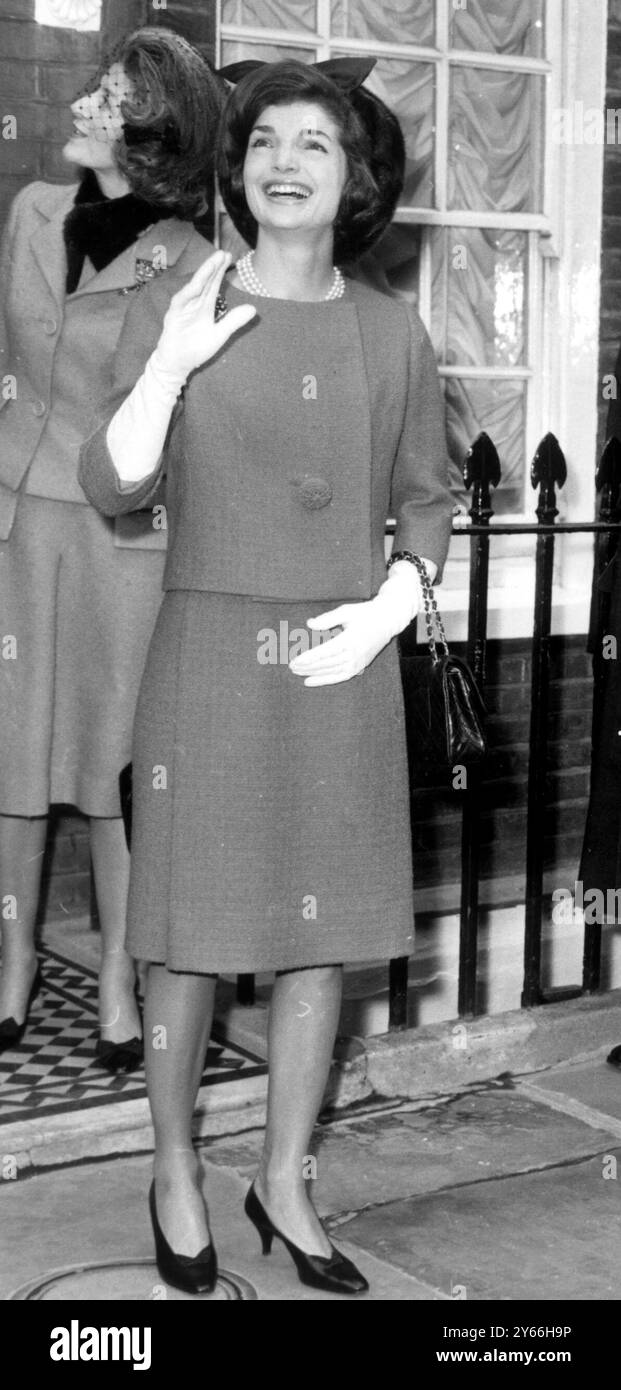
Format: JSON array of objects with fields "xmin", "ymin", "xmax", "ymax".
[{"xmin": 236, "ymin": 251, "xmax": 345, "ymax": 301}]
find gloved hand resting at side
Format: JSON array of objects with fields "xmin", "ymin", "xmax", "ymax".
[{"xmin": 289, "ymin": 557, "xmax": 437, "ymax": 686}]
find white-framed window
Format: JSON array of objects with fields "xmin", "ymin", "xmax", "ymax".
[
  {"xmin": 35, "ymin": 0, "xmax": 102, "ymax": 31},
  {"xmin": 217, "ymin": 1, "xmax": 607, "ymax": 634}
]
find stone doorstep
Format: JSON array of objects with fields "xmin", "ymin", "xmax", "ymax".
[
  {"xmin": 2, "ymin": 1075, "xmax": 268, "ymax": 1175},
  {"xmin": 361, "ymin": 988, "xmax": 621, "ymax": 1101},
  {"xmin": 4, "ymin": 988, "xmax": 621, "ymax": 1173}
]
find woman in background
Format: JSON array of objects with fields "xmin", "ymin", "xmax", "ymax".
[{"xmin": 0, "ymin": 28, "xmax": 225, "ymax": 1070}]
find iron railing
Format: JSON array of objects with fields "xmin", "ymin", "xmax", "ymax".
[{"xmin": 236, "ymin": 432, "xmax": 621, "ymax": 1029}]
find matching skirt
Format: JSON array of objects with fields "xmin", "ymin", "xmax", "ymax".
[
  {"xmin": 126, "ymin": 590, "xmax": 415, "ymax": 974},
  {"xmin": 0, "ymin": 495, "xmax": 165, "ymax": 818}
]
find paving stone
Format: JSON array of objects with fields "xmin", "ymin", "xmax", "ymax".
[
  {"xmin": 202, "ymin": 1086, "xmax": 618, "ymax": 1212},
  {"xmin": 0, "ymin": 1151, "xmax": 439, "ymax": 1302},
  {"xmin": 525, "ymin": 1059, "xmax": 621, "ymax": 1124},
  {"xmin": 337, "ymin": 1152, "xmax": 621, "ymax": 1301}
]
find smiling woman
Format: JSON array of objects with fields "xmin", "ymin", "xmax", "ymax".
[{"xmin": 77, "ymin": 57, "xmax": 453, "ymax": 1296}]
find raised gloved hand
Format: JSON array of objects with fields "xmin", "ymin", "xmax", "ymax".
[
  {"xmin": 107, "ymin": 251, "xmax": 257, "ymax": 484},
  {"xmin": 152, "ymin": 249, "xmax": 256, "ymax": 390},
  {"xmin": 289, "ymin": 559, "xmax": 436, "ymax": 686}
]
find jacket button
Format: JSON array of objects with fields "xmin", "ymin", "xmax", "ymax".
[
  {"xmin": 292, "ymin": 476, "xmax": 333, "ymax": 510},
  {"xmin": 43, "ymin": 317, "xmax": 57, "ymax": 335},
  {"xmin": 32, "ymin": 401, "xmax": 46, "ymax": 417}
]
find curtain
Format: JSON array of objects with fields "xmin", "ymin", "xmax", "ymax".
[
  {"xmin": 331, "ymin": 0, "xmax": 434, "ymax": 46},
  {"xmin": 222, "ymin": 0, "xmax": 317, "ymax": 30},
  {"xmin": 450, "ymin": 0, "xmax": 545, "ymax": 58}
]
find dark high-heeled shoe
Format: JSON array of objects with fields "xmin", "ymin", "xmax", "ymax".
[
  {"xmin": 244, "ymin": 1183, "xmax": 369, "ymax": 1295},
  {"xmin": 148, "ymin": 1181, "xmax": 217, "ymax": 1295},
  {"xmin": 94, "ymin": 1035, "xmax": 144, "ymax": 1073},
  {"xmin": 0, "ymin": 964, "xmax": 42, "ymax": 1052}
]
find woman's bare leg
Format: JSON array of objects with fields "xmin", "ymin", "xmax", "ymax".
[
  {"xmin": 145, "ymin": 962, "xmax": 217, "ymax": 1254},
  {"xmin": 90, "ymin": 815, "xmax": 141, "ymax": 1044},
  {"xmin": 254, "ymin": 964, "xmax": 343, "ymax": 1257},
  {"xmin": 0, "ymin": 814, "xmax": 47, "ymax": 1023}
]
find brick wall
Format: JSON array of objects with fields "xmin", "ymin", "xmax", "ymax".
[
  {"xmin": 403, "ymin": 635, "xmax": 593, "ymax": 905},
  {"xmin": 0, "ymin": 0, "xmax": 99, "ymax": 230}
]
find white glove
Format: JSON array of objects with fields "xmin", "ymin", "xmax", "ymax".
[
  {"xmin": 107, "ymin": 351, "xmax": 186, "ymax": 484},
  {"xmin": 155, "ymin": 249, "xmax": 256, "ymax": 383},
  {"xmin": 107, "ymin": 251, "xmax": 256, "ymax": 485},
  {"xmin": 289, "ymin": 558, "xmax": 437, "ymax": 687}
]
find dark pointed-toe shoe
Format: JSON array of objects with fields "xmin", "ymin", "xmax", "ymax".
[
  {"xmin": 0, "ymin": 965, "xmax": 42, "ymax": 1053},
  {"xmin": 94, "ymin": 1035, "xmax": 144, "ymax": 1073},
  {"xmin": 149, "ymin": 1182, "xmax": 218, "ymax": 1296},
  {"xmin": 244, "ymin": 1183, "xmax": 368, "ymax": 1295}
]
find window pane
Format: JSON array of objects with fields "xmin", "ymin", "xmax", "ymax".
[
  {"xmin": 221, "ymin": 39, "xmax": 317, "ymax": 65},
  {"xmin": 448, "ymin": 68, "xmax": 544, "ymax": 214},
  {"xmin": 430, "ymin": 228, "xmax": 527, "ymax": 368},
  {"xmin": 35, "ymin": 0, "xmax": 101, "ymax": 30},
  {"xmin": 221, "ymin": 0, "xmax": 317, "ymax": 29},
  {"xmin": 330, "ymin": 0, "xmax": 434, "ymax": 46},
  {"xmin": 450, "ymin": 0, "xmax": 545, "ymax": 58},
  {"xmin": 443, "ymin": 377, "xmax": 526, "ymax": 514},
  {"xmin": 366, "ymin": 59, "xmax": 434, "ymax": 206}
]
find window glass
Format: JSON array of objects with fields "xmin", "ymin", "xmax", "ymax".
[
  {"xmin": 449, "ymin": 0, "xmax": 545, "ymax": 59},
  {"xmin": 367, "ymin": 60, "xmax": 435, "ymax": 207},
  {"xmin": 35, "ymin": 0, "xmax": 101, "ymax": 29},
  {"xmin": 430, "ymin": 228, "xmax": 527, "ymax": 369},
  {"xmin": 221, "ymin": 0, "xmax": 317, "ymax": 29},
  {"xmin": 331, "ymin": 0, "xmax": 434, "ymax": 46},
  {"xmin": 221, "ymin": 39, "xmax": 317, "ymax": 65},
  {"xmin": 445, "ymin": 377, "xmax": 526, "ymax": 513},
  {"xmin": 448, "ymin": 68, "xmax": 544, "ymax": 215}
]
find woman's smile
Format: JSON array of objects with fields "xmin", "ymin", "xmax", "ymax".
[{"xmin": 263, "ymin": 181, "xmax": 313, "ymax": 201}]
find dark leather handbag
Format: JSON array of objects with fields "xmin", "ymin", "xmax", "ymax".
[{"xmin": 398, "ymin": 556, "xmax": 487, "ymax": 784}]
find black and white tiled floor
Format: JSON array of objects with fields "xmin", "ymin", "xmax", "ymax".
[{"xmin": 0, "ymin": 947, "xmax": 267, "ymax": 1126}]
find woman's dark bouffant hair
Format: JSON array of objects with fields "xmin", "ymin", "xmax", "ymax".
[
  {"xmin": 217, "ymin": 62, "xmax": 405, "ymax": 264},
  {"xmin": 114, "ymin": 28, "xmax": 227, "ymax": 220}
]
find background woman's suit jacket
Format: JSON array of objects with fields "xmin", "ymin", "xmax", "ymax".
[{"xmin": 0, "ymin": 179, "xmax": 211, "ymax": 545}]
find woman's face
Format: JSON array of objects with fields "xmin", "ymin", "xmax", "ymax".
[
  {"xmin": 63, "ymin": 62, "xmax": 134, "ymax": 172},
  {"xmin": 243, "ymin": 101, "xmax": 348, "ymax": 241}
]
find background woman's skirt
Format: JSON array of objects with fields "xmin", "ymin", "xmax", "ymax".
[
  {"xmin": 126, "ymin": 590, "xmax": 416, "ymax": 974},
  {"xmin": 0, "ymin": 495, "xmax": 165, "ymax": 817}
]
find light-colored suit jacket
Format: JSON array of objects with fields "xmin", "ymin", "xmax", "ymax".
[{"xmin": 0, "ymin": 180, "xmax": 212, "ymax": 545}]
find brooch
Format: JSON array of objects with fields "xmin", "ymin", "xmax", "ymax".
[
  {"xmin": 215, "ymin": 293, "xmax": 228, "ymax": 322},
  {"xmin": 119, "ymin": 257, "xmax": 168, "ymax": 297}
]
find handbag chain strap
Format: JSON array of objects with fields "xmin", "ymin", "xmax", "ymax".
[{"xmin": 388, "ymin": 550, "xmax": 450, "ymax": 664}]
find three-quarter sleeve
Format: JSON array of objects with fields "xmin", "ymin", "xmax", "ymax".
[
  {"xmin": 78, "ymin": 273, "xmax": 186, "ymax": 516},
  {"xmin": 390, "ymin": 307, "xmax": 453, "ymax": 580}
]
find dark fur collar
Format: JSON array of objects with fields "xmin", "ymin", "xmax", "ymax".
[{"xmin": 63, "ymin": 169, "xmax": 165, "ymax": 293}]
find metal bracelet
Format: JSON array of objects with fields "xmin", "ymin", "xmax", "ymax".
[{"xmin": 387, "ymin": 550, "xmax": 449, "ymax": 657}]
